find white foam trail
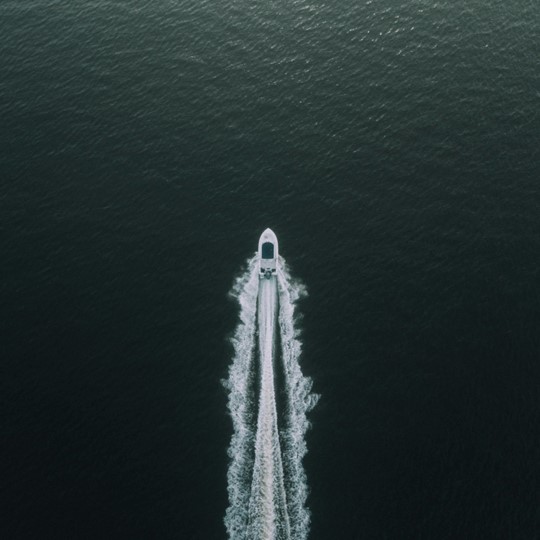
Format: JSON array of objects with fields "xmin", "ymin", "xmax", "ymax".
[
  {"xmin": 224, "ymin": 256, "xmax": 260, "ymax": 537},
  {"xmin": 276, "ymin": 258, "xmax": 319, "ymax": 540},
  {"xmin": 246, "ymin": 276, "xmax": 291, "ymax": 540},
  {"xmin": 224, "ymin": 255, "xmax": 319, "ymax": 540}
]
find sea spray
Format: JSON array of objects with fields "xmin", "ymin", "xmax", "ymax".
[{"xmin": 224, "ymin": 254, "xmax": 319, "ymax": 540}]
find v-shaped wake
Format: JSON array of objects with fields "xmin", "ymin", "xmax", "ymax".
[{"xmin": 224, "ymin": 254, "xmax": 318, "ymax": 540}]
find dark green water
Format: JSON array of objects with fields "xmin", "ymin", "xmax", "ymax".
[{"xmin": 2, "ymin": 0, "xmax": 540, "ymax": 538}]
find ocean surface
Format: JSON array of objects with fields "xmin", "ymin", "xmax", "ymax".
[{"xmin": 2, "ymin": 0, "xmax": 540, "ymax": 538}]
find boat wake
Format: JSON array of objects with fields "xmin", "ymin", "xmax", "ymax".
[{"xmin": 224, "ymin": 255, "xmax": 318, "ymax": 540}]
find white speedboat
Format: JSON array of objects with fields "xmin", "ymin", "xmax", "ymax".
[{"xmin": 258, "ymin": 228, "xmax": 279, "ymax": 279}]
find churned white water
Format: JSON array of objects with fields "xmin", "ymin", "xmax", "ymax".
[{"xmin": 224, "ymin": 255, "xmax": 318, "ymax": 540}]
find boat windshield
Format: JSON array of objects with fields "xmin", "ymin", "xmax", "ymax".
[{"xmin": 261, "ymin": 242, "xmax": 274, "ymax": 259}]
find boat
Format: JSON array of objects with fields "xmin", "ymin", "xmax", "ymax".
[{"xmin": 258, "ymin": 228, "xmax": 279, "ymax": 279}]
